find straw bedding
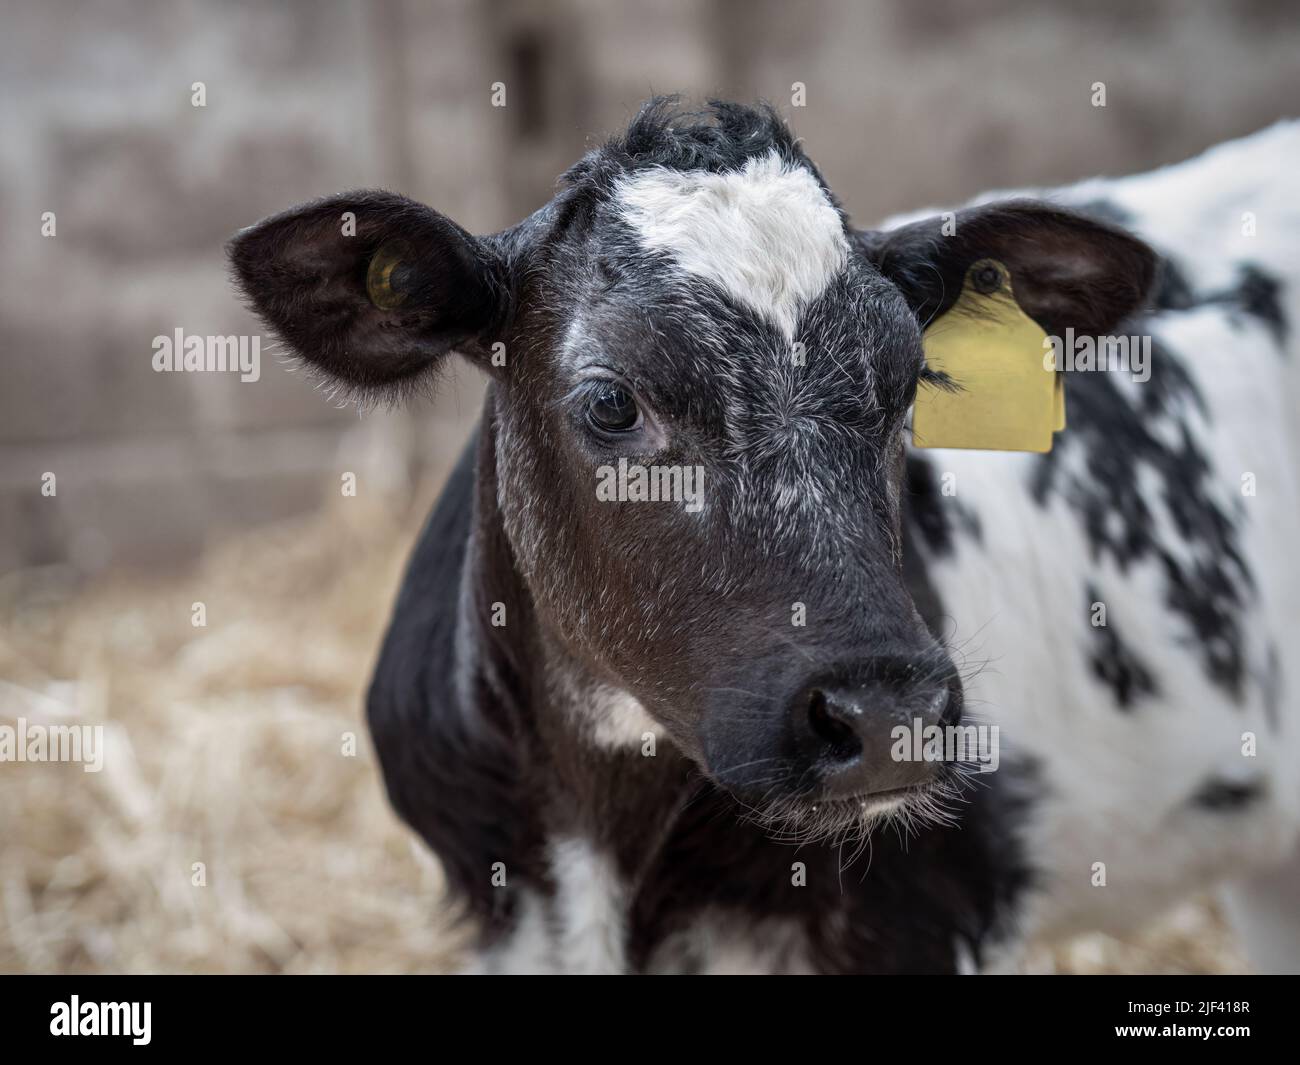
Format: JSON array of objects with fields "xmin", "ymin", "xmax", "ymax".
[{"xmin": 0, "ymin": 495, "xmax": 1245, "ymax": 974}]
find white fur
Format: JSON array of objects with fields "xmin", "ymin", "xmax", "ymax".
[
  {"xmin": 549, "ymin": 838, "xmax": 628, "ymax": 973},
  {"xmin": 1060, "ymin": 121, "xmax": 1300, "ymax": 298},
  {"xmin": 905, "ymin": 123, "xmax": 1300, "ymax": 955},
  {"xmin": 471, "ymin": 890, "xmax": 554, "ymax": 974},
  {"xmin": 647, "ymin": 911, "xmax": 816, "ymax": 974},
  {"xmin": 482, "ymin": 125, "xmax": 1300, "ymax": 975},
  {"xmin": 615, "ymin": 150, "xmax": 849, "ymax": 340},
  {"xmin": 472, "ymin": 853, "xmax": 816, "ymax": 975},
  {"xmin": 471, "ymin": 841, "xmax": 629, "ymax": 974},
  {"xmin": 584, "ymin": 685, "xmax": 661, "ymax": 750}
]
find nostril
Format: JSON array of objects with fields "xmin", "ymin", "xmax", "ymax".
[{"xmin": 806, "ymin": 688, "xmax": 862, "ymax": 761}]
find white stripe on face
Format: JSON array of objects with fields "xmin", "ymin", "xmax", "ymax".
[{"xmin": 614, "ymin": 150, "xmax": 849, "ymax": 340}]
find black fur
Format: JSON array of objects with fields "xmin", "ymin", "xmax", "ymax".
[
  {"xmin": 1030, "ymin": 331, "xmax": 1252, "ymax": 699},
  {"xmin": 1191, "ymin": 776, "xmax": 1266, "ymax": 812},
  {"xmin": 370, "ymin": 418, "xmax": 1036, "ymax": 971},
  {"xmin": 1147, "ymin": 247, "xmax": 1287, "ymax": 347},
  {"xmin": 904, "ymin": 454, "xmax": 983, "ymax": 557},
  {"xmin": 860, "ymin": 200, "xmax": 1157, "ymax": 337},
  {"xmin": 234, "ymin": 98, "xmax": 1161, "ymax": 972},
  {"xmin": 227, "ymin": 191, "xmax": 507, "ymax": 400},
  {"xmin": 366, "ymin": 425, "xmax": 544, "ymax": 934},
  {"xmin": 1221, "ymin": 264, "xmax": 1288, "ymax": 347},
  {"xmin": 1083, "ymin": 582, "xmax": 1160, "ymax": 710}
]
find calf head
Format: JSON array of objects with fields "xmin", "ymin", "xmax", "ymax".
[{"xmin": 230, "ymin": 99, "xmax": 1154, "ymax": 838}]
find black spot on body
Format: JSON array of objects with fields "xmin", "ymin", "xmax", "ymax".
[
  {"xmin": 1136, "ymin": 247, "xmax": 1285, "ymax": 346},
  {"xmin": 904, "ymin": 453, "xmax": 982, "ymax": 557},
  {"xmin": 1226, "ymin": 264, "xmax": 1288, "ymax": 346},
  {"xmin": 1151, "ymin": 256, "xmax": 1197, "ymax": 312},
  {"xmin": 1080, "ymin": 210, "xmax": 1287, "ymax": 348},
  {"xmin": 1262, "ymin": 644, "xmax": 1282, "ymax": 731},
  {"xmin": 1191, "ymin": 776, "xmax": 1266, "ymax": 812},
  {"xmin": 1084, "ymin": 583, "xmax": 1159, "ymax": 709},
  {"xmin": 1033, "ymin": 332, "xmax": 1252, "ymax": 701}
]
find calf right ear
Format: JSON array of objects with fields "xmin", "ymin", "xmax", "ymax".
[
  {"xmin": 858, "ymin": 200, "xmax": 1156, "ymax": 338},
  {"xmin": 227, "ymin": 190, "xmax": 508, "ymax": 397}
]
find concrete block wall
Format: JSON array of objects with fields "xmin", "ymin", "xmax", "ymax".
[{"xmin": 2, "ymin": 0, "xmax": 1295, "ymax": 574}]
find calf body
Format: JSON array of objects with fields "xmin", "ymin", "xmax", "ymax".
[
  {"xmin": 370, "ymin": 416, "xmax": 1032, "ymax": 972},
  {"xmin": 230, "ymin": 101, "xmax": 1298, "ymax": 973},
  {"xmin": 918, "ymin": 125, "xmax": 1300, "ymax": 953}
]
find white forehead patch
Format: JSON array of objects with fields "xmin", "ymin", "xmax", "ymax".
[{"xmin": 615, "ymin": 150, "xmax": 849, "ymax": 339}]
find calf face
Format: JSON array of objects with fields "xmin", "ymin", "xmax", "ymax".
[{"xmin": 229, "ymin": 99, "xmax": 1154, "ymax": 837}]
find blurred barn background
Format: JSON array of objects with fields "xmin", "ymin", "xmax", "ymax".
[{"xmin": 1, "ymin": 0, "xmax": 1295, "ymax": 972}]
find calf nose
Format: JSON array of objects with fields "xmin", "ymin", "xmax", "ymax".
[{"xmin": 792, "ymin": 657, "xmax": 960, "ymax": 799}]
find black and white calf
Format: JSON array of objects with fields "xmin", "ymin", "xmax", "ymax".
[{"xmin": 229, "ymin": 100, "xmax": 1299, "ymax": 973}]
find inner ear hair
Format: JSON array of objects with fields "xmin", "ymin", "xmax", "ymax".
[
  {"xmin": 862, "ymin": 200, "xmax": 1158, "ymax": 338},
  {"xmin": 227, "ymin": 190, "xmax": 508, "ymax": 406}
]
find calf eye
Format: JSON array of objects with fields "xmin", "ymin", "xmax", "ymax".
[{"xmin": 586, "ymin": 385, "xmax": 641, "ymax": 434}]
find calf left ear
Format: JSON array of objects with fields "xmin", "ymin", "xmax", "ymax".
[
  {"xmin": 228, "ymin": 190, "xmax": 508, "ymax": 396},
  {"xmin": 858, "ymin": 200, "xmax": 1157, "ymax": 336}
]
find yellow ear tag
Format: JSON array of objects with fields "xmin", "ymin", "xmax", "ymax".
[{"xmin": 912, "ymin": 258, "xmax": 1065, "ymax": 453}]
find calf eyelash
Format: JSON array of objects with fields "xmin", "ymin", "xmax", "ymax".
[{"xmin": 919, "ymin": 364, "xmax": 959, "ymax": 392}]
